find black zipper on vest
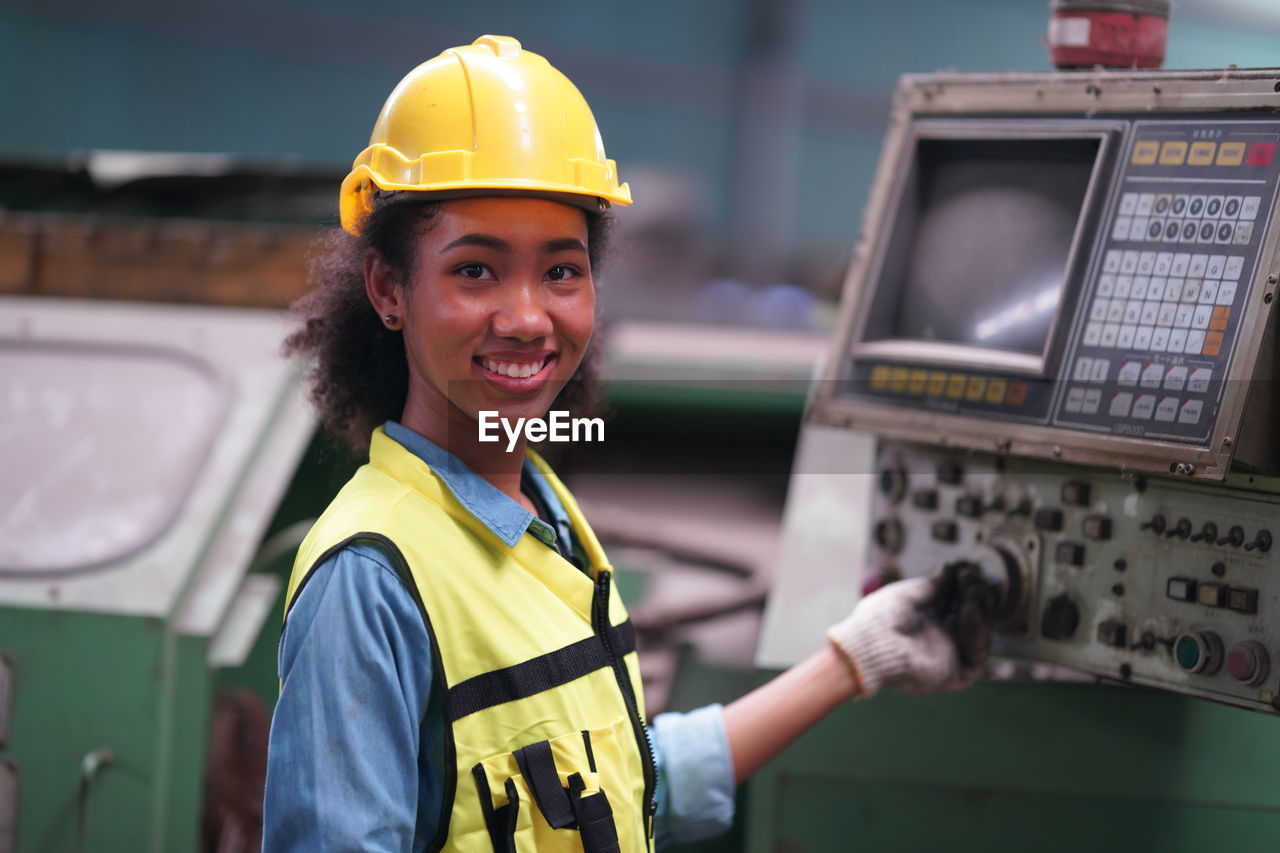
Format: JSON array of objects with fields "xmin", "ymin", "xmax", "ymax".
[{"xmin": 592, "ymin": 569, "xmax": 657, "ymax": 840}]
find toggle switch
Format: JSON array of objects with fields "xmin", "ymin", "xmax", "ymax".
[{"xmin": 1190, "ymin": 522, "xmax": 1219, "ymax": 543}]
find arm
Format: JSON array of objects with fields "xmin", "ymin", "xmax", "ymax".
[
  {"xmin": 723, "ymin": 644, "xmax": 857, "ymax": 783},
  {"xmin": 263, "ymin": 544, "xmax": 440, "ymax": 852},
  {"xmin": 724, "ymin": 571, "xmax": 992, "ymax": 784}
]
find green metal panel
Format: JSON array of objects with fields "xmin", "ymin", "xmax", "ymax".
[
  {"xmin": 747, "ymin": 679, "xmax": 1280, "ymax": 852},
  {"xmin": 0, "ymin": 608, "xmax": 205, "ymax": 852}
]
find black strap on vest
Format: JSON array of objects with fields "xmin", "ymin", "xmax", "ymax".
[
  {"xmin": 513, "ymin": 740, "xmax": 575, "ymax": 830},
  {"xmin": 569, "ymin": 772, "xmax": 621, "ymax": 853},
  {"xmin": 472, "ymin": 764, "xmax": 519, "ymax": 853},
  {"xmin": 447, "ymin": 621, "xmax": 636, "ymax": 723}
]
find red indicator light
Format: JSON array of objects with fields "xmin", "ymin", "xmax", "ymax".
[{"xmin": 1246, "ymin": 142, "xmax": 1276, "ymax": 166}]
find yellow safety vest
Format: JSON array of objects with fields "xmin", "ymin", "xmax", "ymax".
[{"xmin": 285, "ymin": 428, "xmax": 656, "ymax": 853}]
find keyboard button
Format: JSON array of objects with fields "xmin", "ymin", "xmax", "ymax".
[
  {"xmin": 1121, "ymin": 251, "xmax": 1140, "ymax": 274},
  {"xmin": 1192, "ymin": 305, "xmax": 1212, "ymax": 329},
  {"xmin": 1140, "ymin": 363, "xmax": 1164, "ymax": 388},
  {"xmin": 1234, "ymin": 222, "xmax": 1254, "ymax": 245},
  {"xmin": 1103, "ymin": 249, "xmax": 1123, "ymax": 273},
  {"xmin": 1164, "ymin": 365, "xmax": 1188, "ymax": 390},
  {"xmin": 1216, "ymin": 281, "xmax": 1237, "ymax": 305},
  {"xmin": 1240, "ymin": 196, "xmax": 1260, "ymax": 221},
  {"xmin": 1224, "ymin": 256, "xmax": 1244, "ymax": 280},
  {"xmin": 1157, "ymin": 303, "xmax": 1177, "ymax": 326},
  {"xmin": 1073, "ymin": 357, "xmax": 1094, "ymax": 382},
  {"xmin": 1155, "ymin": 397, "xmax": 1179, "ymax": 422},
  {"xmin": 1168, "ymin": 328, "xmax": 1188, "ymax": 352},
  {"xmin": 1117, "ymin": 324, "xmax": 1136, "ymax": 348},
  {"xmin": 1181, "ymin": 279, "xmax": 1200, "ymax": 302},
  {"xmin": 1118, "ymin": 193, "xmax": 1138, "ymax": 216},
  {"xmin": 1140, "ymin": 302, "xmax": 1160, "ymax": 325},
  {"xmin": 1174, "ymin": 305, "xmax": 1194, "ymax": 328},
  {"xmin": 1188, "ymin": 368, "xmax": 1212, "ymax": 392},
  {"xmin": 1101, "ymin": 324, "xmax": 1120, "ymax": 347},
  {"xmin": 1130, "ymin": 276, "xmax": 1149, "ymax": 299},
  {"xmin": 1083, "ymin": 322, "xmax": 1103, "ymax": 345},
  {"xmin": 1184, "ymin": 329, "xmax": 1206, "ymax": 354},
  {"xmin": 1134, "ymin": 326, "xmax": 1154, "ymax": 350},
  {"xmin": 1083, "ymin": 389, "xmax": 1102, "ymax": 415},
  {"xmin": 1109, "ymin": 392, "xmax": 1134, "ymax": 417},
  {"xmin": 1171, "ymin": 253, "xmax": 1191, "ymax": 276},
  {"xmin": 1139, "ymin": 252, "xmax": 1157, "ymax": 274},
  {"xmin": 1150, "ymin": 328, "xmax": 1171, "ymax": 351},
  {"xmin": 1199, "ymin": 280, "xmax": 1219, "ymax": 304},
  {"xmin": 1179, "ymin": 399, "xmax": 1203, "ymax": 424},
  {"xmin": 1115, "ymin": 276, "xmax": 1134, "ymax": 299},
  {"xmin": 1136, "ymin": 194, "xmax": 1155, "ymax": 216},
  {"xmin": 1132, "ymin": 394, "xmax": 1157, "ymax": 419},
  {"xmin": 1113, "ymin": 217, "xmax": 1134, "ymax": 240},
  {"xmin": 1097, "ymin": 274, "xmax": 1116, "ymax": 297},
  {"xmin": 1065, "ymin": 386, "xmax": 1085, "ymax": 413},
  {"xmin": 1091, "ymin": 299, "xmax": 1110, "ymax": 321},
  {"xmin": 1118, "ymin": 361, "xmax": 1141, "ymax": 386},
  {"xmin": 1206, "ymin": 255, "xmax": 1226, "ymax": 278}
]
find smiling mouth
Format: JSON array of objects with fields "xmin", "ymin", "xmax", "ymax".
[{"xmin": 475, "ymin": 355, "xmax": 554, "ymax": 381}]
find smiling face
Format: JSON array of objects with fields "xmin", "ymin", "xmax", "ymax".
[{"xmin": 389, "ymin": 196, "xmax": 596, "ymax": 444}]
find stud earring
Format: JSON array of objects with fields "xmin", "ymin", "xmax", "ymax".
[{"xmin": 383, "ymin": 314, "xmax": 398, "ymax": 328}]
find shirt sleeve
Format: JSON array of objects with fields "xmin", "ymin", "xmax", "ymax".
[
  {"xmin": 649, "ymin": 703, "xmax": 737, "ymax": 847},
  {"xmin": 263, "ymin": 543, "xmax": 441, "ymax": 853}
]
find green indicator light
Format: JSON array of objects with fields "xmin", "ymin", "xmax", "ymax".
[{"xmin": 1176, "ymin": 636, "xmax": 1201, "ymax": 670}]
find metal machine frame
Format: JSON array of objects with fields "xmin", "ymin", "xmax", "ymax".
[{"xmin": 809, "ymin": 68, "xmax": 1280, "ymax": 480}]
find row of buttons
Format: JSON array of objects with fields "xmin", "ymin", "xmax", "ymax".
[
  {"xmin": 1098, "ymin": 277, "xmax": 1238, "ymax": 303},
  {"xmin": 1080, "ymin": 323, "xmax": 1224, "ymax": 355},
  {"xmin": 1090, "ymin": 300, "xmax": 1231, "ymax": 330},
  {"xmin": 1064, "ymin": 387, "xmax": 1203, "ymax": 423},
  {"xmin": 1130, "ymin": 139, "xmax": 1274, "ymax": 167},
  {"xmin": 1102, "ymin": 250, "xmax": 1243, "ymax": 278},
  {"xmin": 1073, "ymin": 358, "xmax": 1212, "ymax": 391},
  {"xmin": 1167, "ymin": 577, "xmax": 1258, "ymax": 614},
  {"xmin": 867, "ymin": 365, "xmax": 1029, "ymax": 405},
  {"xmin": 1111, "ymin": 217, "xmax": 1253, "ymax": 245},
  {"xmin": 1117, "ymin": 193, "xmax": 1260, "ymax": 221}
]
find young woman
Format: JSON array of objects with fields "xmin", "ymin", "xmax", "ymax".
[{"xmin": 264, "ymin": 35, "xmax": 989, "ymax": 853}]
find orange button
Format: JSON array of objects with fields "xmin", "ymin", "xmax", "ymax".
[
  {"xmin": 1203, "ymin": 331, "xmax": 1224, "ymax": 356},
  {"xmin": 1006, "ymin": 381, "xmax": 1029, "ymax": 406},
  {"xmin": 1217, "ymin": 141, "xmax": 1246, "ymax": 166},
  {"xmin": 946, "ymin": 374, "xmax": 967, "ymax": 398},
  {"xmin": 1188, "ymin": 141, "xmax": 1217, "ymax": 166},
  {"xmin": 908, "ymin": 369, "xmax": 928, "ymax": 394},
  {"xmin": 965, "ymin": 377, "xmax": 987, "ymax": 401},
  {"xmin": 1210, "ymin": 306, "xmax": 1231, "ymax": 331},
  {"xmin": 1131, "ymin": 140, "xmax": 1159, "ymax": 165},
  {"xmin": 1159, "ymin": 141, "xmax": 1188, "ymax": 165},
  {"xmin": 927, "ymin": 372, "xmax": 947, "ymax": 396}
]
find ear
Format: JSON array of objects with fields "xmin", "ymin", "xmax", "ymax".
[{"xmin": 364, "ymin": 249, "xmax": 406, "ymax": 327}]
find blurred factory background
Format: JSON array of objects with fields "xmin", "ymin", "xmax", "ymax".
[{"xmin": 3, "ymin": 1, "xmax": 1280, "ymax": 852}]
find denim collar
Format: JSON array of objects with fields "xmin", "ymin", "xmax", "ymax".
[{"xmin": 383, "ymin": 421, "xmax": 561, "ymax": 549}]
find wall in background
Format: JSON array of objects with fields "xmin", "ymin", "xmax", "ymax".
[{"xmin": 3, "ymin": 0, "xmax": 1276, "ymax": 288}]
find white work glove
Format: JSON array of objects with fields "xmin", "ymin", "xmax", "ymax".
[{"xmin": 826, "ymin": 572, "xmax": 991, "ymax": 699}]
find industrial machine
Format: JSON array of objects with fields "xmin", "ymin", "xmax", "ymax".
[{"xmin": 755, "ymin": 67, "xmax": 1280, "ymax": 850}]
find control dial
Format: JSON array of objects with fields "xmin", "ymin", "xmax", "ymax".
[
  {"xmin": 1175, "ymin": 632, "xmax": 1224, "ymax": 674},
  {"xmin": 1040, "ymin": 594, "xmax": 1080, "ymax": 641}
]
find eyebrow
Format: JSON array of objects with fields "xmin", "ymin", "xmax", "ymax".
[{"xmin": 439, "ymin": 234, "xmax": 588, "ymax": 255}]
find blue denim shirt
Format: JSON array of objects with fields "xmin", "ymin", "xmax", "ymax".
[{"xmin": 263, "ymin": 422, "xmax": 736, "ymax": 851}]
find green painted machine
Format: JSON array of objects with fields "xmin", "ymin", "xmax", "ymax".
[
  {"xmin": 0, "ymin": 296, "xmax": 318, "ymax": 851},
  {"xmin": 754, "ymin": 67, "xmax": 1280, "ymax": 850}
]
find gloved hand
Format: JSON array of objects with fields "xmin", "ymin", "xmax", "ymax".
[{"xmin": 826, "ymin": 563, "xmax": 995, "ymax": 698}]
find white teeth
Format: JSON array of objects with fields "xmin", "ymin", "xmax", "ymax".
[{"xmin": 481, "ymin": 358, "xmax": 545, "ymax": 379}]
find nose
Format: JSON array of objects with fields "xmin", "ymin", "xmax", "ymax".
[{"xmin": 490, "ymin": 280, "xmax": 554, "ymax": 341}]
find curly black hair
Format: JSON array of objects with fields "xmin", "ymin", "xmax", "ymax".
[{"xmin": 285, "ymin": 198, "xmax": 610, "ymax": 454}]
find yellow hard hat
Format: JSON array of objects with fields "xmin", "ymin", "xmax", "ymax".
[{"xmin": 339, "ymin": 34, "xmax": 632, "ymax": 235}]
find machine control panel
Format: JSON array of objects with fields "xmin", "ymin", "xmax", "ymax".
[
  {"xmin": 1057, "ymin": 121, "xmax": 1280, "ymax": 443},
  {"xmin": 870, "ymin": 443, "xmax": 1280, "ymax": 714}
]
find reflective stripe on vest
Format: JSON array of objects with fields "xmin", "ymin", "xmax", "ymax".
[{"xmin": 285, "ymin": 428, "xmax": 656, "ymax": 852}]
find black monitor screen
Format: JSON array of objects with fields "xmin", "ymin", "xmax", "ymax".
[{"xmin": 863, "ymin": 136, "xmax": 1100, "ymax": 358}]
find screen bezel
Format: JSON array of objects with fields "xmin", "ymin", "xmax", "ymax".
[{"xmin": 850, "ymin": 120, "xmax": 1122, "ymax": 377}]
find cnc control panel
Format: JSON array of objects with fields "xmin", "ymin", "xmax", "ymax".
[{"xmin": 872, "ymin": 443, "xmax": 1280, "ymax": 714}]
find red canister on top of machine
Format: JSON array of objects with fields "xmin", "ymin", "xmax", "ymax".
[{"xmin": 1047, "ymin": 0, "xmax": 1170, "ymax": 69}]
